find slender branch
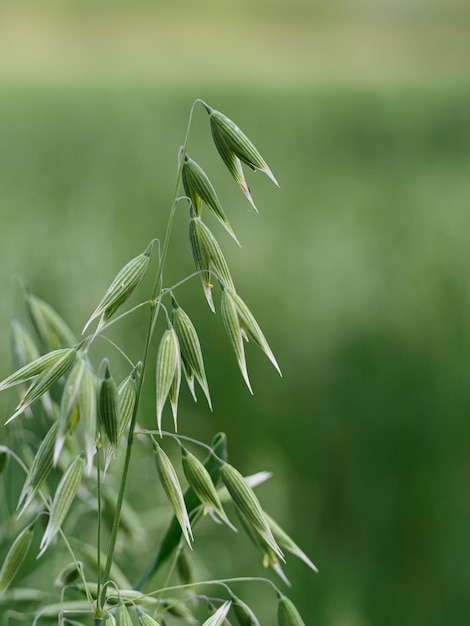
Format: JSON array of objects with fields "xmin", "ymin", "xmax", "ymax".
[{"xmin": 95, "ymin": 445, "xmax": 103, "ymax": 614}]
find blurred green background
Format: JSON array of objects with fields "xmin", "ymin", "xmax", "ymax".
[{"xmin": 1, "ymin": 0, "xmax": 470, "ymax": 624}]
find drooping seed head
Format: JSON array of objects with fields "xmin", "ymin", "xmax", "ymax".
[
  {"xmin": 209, "ymin": 116, "xmax": 257, "ymax": 210},
  {"xmin": 220, "ymin": 287, "xmax": 251, "ymax": 393},
  {"xmin": 54, "ymin": 358, "xmax": 86, "ymax": 466},
  {"xmin": 205, "ymin": 104, "xmax": 278, "ymax": 209},
  {"xmin": 0, "ymin": 524, "xmax": 34, "ymax": 593},
  {"xmin": 153, "ymin": 441, "xmax": 193, "ymax": 548},
  {"xmin": 38, "ymin": 454, "xmax": 84, "ymax": 557},
  {"xmin": 4, "ymin": 347, "xmax": 77, "ymax": 425},
  {"xmin": 182, "ymin": 155, "xmax": 239, "ymax": 244},
  {"xmin": 82, "ymin": 242, "xmax": 153, "ymax": 335},
  {"xmin": 77, "ymin": 361, "xmax": 98, "ymax": 474},
  {"xmin": 155, "ymin": 327, "xmax": 181, "ymax": 435},
  {"xmin": 171, "ymin": 299, "xmax": 212, "ymax": 409},
  {"xmin": 98, "ymin": 360, "xmax": 120, "ymax": 450},
  {"xmin": 189, "ymin": 215, "xmax": 234, "ymax": 312},
  {"xmin": 208, "ymin": 108, "xmax": 279, "ymax": 186},
  {"xmin": 17, "ymin": 421, "xmax": 58, "ymax": 518},
  {"xmin": 220, "ymin": 463, "xmax": 284, "ymax": 562},
  {"xmin": 181, "ymin": 446, "xmax": 234, "ymax": 529},
  {"xmin": 226, "ymin": 287, "xmax": 281, "ymax": 377},
  {"xmin": 277, "ymin": 593, "xmax": 306, "ymax": 626},
  {"xmin": 117, "ymin": 363, "xmax": 140, "ymax": 441},
  {"xmin": 0, "ymin": 347, "xmax": 76, "ymax": 393}
]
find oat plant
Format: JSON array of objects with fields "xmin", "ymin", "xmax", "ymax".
[{"xmin": 0, "ymin": 100, "xmax": 316, "ymax": 625}]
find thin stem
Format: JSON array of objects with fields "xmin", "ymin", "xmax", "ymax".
[
  {"xmin": 99, "ymin": 99, "xmax": 203, "ymax": 604},
  {"xmin": 93, "ymin": 334, "xmax": 136, "ymax": 369},
  {"xmin": 108, "ymin": 576, "xmax": 278, "ymax": 603},
  {"xmin": 95, "ymin": 446, "xmax": 102, "ymax": 614},
  {"xmin": 150, "ymin": 99, "xmax": 200, "ymax": 302}
]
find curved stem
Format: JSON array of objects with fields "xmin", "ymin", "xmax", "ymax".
[{"xmin": 95, "ymin": 447, "xmax": 103, "ymax": 614}]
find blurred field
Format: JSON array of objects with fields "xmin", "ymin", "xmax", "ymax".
[
  {"xmin": 1, "ymin": 0, "xmax": 470, "ymax": 624},
  {"xmin": 0, "ymin": 0, "xmax": 469, "ymax": 86}
]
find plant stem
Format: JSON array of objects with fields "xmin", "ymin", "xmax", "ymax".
[{"xmin": 95, "ymin": 445, "xmax": 102, "ymax": 614}]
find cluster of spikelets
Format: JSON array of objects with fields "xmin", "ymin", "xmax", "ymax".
[{"xmin": 0, "ymin": 102, "xmax": 314, "ymax": 624}]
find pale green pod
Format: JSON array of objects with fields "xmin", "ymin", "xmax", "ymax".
[
  {"xmin": 17, "ymin": 421, "xmax": 58, "ymax": 517},
  {"xmin": 10, "ymin": 319, "xmax": 54, "ymax": 416},
  {"xmin": 225, "ymin": 286, "xmax": 281, "ymax": 376},
  {"xmin": 208, "ymin": 107, "xmax": 279, "ymax": 186},
  {"xmin": 277, "ymin": 594, "xmax": 306, "ymax": 626},
  {"xmin": 82, "ymin": 241, "xmax": 153, "ymax": 334},
  {"xmin": 26, "ymin": 293, "xmax": 77, "ymax": 350},
  {"xmin": 220, "ymin": 287, "xmax": 251, "ymax": 393},
  {"xmin": 188, "ymin": 214, "xmax": 214, "ymax": 311},
  {"xmin": 54, "ymin": 358, "xmax": 86, "ymax": 466},
  {"xmin": 117, "ymin": 364, "xmax": 139, "ymax": 441},
  {"xmin": 5, "ymin": 347, "xmax": 77, "ymax": 425},
  {"xmin": 230, "ymin": 593, "xmax": 260, "ymax": 626},
  {"xmin": 181, "ymin": 156, "xmax": 202, "ymax": 216},
  {"xmin": 210, "ymin": 120, "xmax": 257, "ymax": 210},
  {"xmin": 98, "ymin": 360, "xmax": 119, "ymax": 449},
  {"xmin": 171, "ymin": 300, "xmax": 211, "ymax": 409},
  {"xmin": 189, "ymin": 215, "xmax": 234, "ymax": 312},
  {"xmin": 202, "ymin": 600, "xmax": 232, "ymax": 626},
  {"xmin": 153, "ymin": 442, "xmax": 193, "ymax": 548},
  {"xmin": 264, "ymin": 512, "xmax": 318, "ymax": 573},
  {"xmin": 220, "ymin": 463, "xmax": 284, "ymax": 562},
  {"xmin": 0, "ymin": 524, "xmax": 34, "ymax": 593},
  {"xmin": 78, "ymin": 361, "xmax": 98, "ymax": 473},
  {"xmin": 137, "ymin": 607, "xmax": 162, "ymax": 626},
  {"xmin": 182, "ymin": 155, "xmax": 239, "ymax": 245},
  {"xmin": 181, "ymin": 447, "xmax": 234, "ymax": 529},
  {"xmin": 155, "ymin": 327, "xmax": 181, "ymax": 436},
  {"xmin": 115, "ymin": 600, "xmax": 133, "ymax": 626},
  {"xmin": 38, "ymin": 454, "xmax": 84, "ymax": 557},
  {"xmin": 0, "ymin": 347, "xmax": 75, "ymax": 392}
]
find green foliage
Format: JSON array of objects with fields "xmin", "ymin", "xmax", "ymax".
[{"xmin": 0, "ymin": 99, "xmax": 311, "ymax": 624}]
